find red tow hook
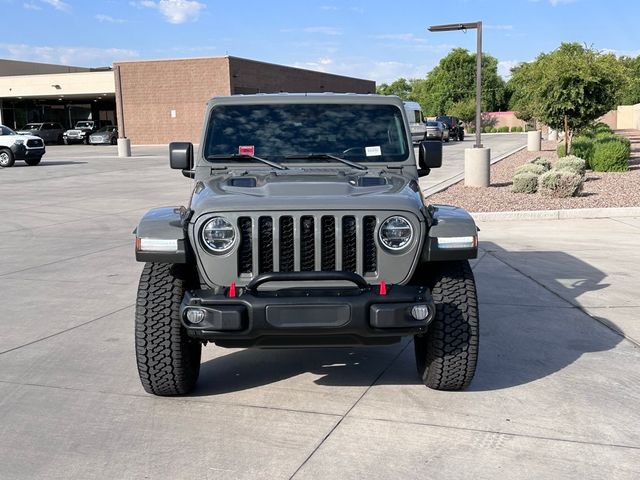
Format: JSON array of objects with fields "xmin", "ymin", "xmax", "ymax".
[
  {"xmin": 379, "ymin": 280, "xmax": 387, "ymax": 296},
  {"xmin": 228, "ymin": 282, "xmax": 237, "ymax": 298}
]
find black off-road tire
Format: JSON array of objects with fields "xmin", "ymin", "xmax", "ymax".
[
  {"xmin": 0, "ymin": 148, "xmax": 15, "ymax": 168},
  {"xmin": 135, "ymin": 262, "xmax": 201, "ymax": 395},
  {"xmin": 414, "ymin": 260, "xmax": 479, "ymax": 390},
  {"xmin": 24, "ymin": 157, "xmax": 41, "ymax": 166}
]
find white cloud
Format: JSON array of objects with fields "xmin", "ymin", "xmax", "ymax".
[
  {"xmin": 497, "ymin": 60, "xmax": 522, "ymax": 79},
  {"xmin": 0, "ymin": 43, "xmax": 139, "ymax": 66},
  {"xmin": 530, "ymin": 0, "xmax": 578, "ymax": 5},
  {"xmin": 133, "ymin": 0, "xmax": 205, "ymax": 24},
  {"xmin": 372, "ymin": 33, "xmax": 454, "ymax": 53},
  {"xmin": 600, "ymin": 48, "xmax": 640, "ymax": 58},
  {"xmin": 293, "ymin": 57, "xmax": 432, "ymax": 84},
  {"xmin": 23, "ymin": 2, "xmax": 42, "ymax": 10},
  {"xmin": 42, "ymin": 0, "xmax": 70, "ymax": 11},
  {"xmin": 95, "ymin": 14, "xmax": 127, "ymax": 23}
]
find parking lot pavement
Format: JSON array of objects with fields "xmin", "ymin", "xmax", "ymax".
[
  {"xmin": 418, "ymin": 133, "xmax": 527, "ymax": 196},
  {"xmin": 1, "ymin": 146, "xmax": 639, "ymax": 479}
]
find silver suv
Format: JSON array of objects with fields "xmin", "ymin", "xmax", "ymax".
[{"xmin": 17, "ymin": 122, "xmax": 65, "ymax": 144}]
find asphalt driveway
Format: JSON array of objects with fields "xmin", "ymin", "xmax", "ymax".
[{"xmin": 0, "ymin": 145, "xmax": 638, "ymax": 479}]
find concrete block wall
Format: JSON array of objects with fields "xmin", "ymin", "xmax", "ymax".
[{"xmin": 115, "ymin": 57, "xmax": 231, "ymax": 145}]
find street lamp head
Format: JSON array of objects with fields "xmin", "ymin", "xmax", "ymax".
[{"xmin": 428, "ymin": 21, "xmax": 481, "ymax": 32}]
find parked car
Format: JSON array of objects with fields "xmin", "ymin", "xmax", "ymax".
[
  {"xmin": 63, "ymin": 120, "xmax": 101, "ymax": 144},
  {"xmin": 89, "ymin": 126, "xmax": 118, "ymax": 145},
  {"xmin": 0, "ymin": 124, "xmax": 46, "ymax": 167},
  {"xmin": 403, "ymin": 101, "xmax": 428, "ymax": 144},
  {"xmin": 425, "ymin": 120, "xmax": 450, "ymax": 142},
  {"xmin": 16, "ymin": 122, "xmax": 65, "ymax": 144},
  {"xmin": 436, "ymin": 115, "xmax": 464, "ymax": 141}
]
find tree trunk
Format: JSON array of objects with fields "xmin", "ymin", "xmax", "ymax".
[{"xmin": 564, "ymin": 115, "xmax": 570, "ymax": 155}]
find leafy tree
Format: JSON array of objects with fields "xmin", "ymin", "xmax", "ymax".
[
  {"xmin": 618, "ymin": 55, "xmax": 640, "ymax": 105},
  {"xmin": 507, "ymin": 43, "xmax": 626, "ymax": 153},
  {"xmin": 376, "ymin": 78, "xmax": 413, "ymax": 99},
  {"xmin": 417, "ymin": 48, "xmax": 508, "ymax": 119},
  {"xmin": 448, "ymin": 98, "xmax": 476, "ymax": 123}
]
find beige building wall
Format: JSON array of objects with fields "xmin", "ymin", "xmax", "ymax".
[
  {"xmin": 617, "ymin": 103, "xmax": 640, "ymax": 130},
  {"xmin": 0, "ymin": 71, "xmax": 115, "ymax": 98}
]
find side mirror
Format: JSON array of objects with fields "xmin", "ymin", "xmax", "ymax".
[
  {"xmin": 169, "ymin": 142, "xmax": 194, "ymax": 171},
  {"xmin": 419, "ymin": 140, "xmax": 443, "ymax": 169}
]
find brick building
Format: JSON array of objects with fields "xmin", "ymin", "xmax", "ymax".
[{"xmin": 0, "ymin": 56, "xmax": 375, "ymax": 144}]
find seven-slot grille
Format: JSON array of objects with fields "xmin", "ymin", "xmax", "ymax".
[{"xmin": 237, "ymin": 214, "xmax": 378, "ymax": 277}]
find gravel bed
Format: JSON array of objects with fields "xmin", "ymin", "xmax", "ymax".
[{"xmin": 427, "ymin": 131, "xmax": 640, "ymax": 212}]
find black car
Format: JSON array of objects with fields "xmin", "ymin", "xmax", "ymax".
[{"xmin": 436, "ymin": 115, "xmax": 464, "ymax": 141}]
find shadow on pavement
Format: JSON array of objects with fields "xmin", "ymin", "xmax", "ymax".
[
  {"xmin": 469, "ymin": 242, "xmax": 619, "ymax": 391},
  {"xmin": 194, "ymin": 242, "xmax": 621, "ymax": 395},
  {"xmin": 13, "ymin": 161, "xmax": 87, "ymax": 167}
]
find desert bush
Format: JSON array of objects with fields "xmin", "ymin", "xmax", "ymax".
[
  {"xmin": 555, "ymin": 156, "xmax": 587, "ymax": 176},
  {"xmin": 515, "ymin": 163, "xmax": 547, "ymax": 176},
  {"xmin": 530, "ymin": 157, "xmax": 552, "ymax": 171},
  {"xmin": 591, "ymin": 139, "xmax": 631, "ymax": 172},
  {"xmin": 538, "ymin": 170, "xmax": 584, "ymax": 197},
  {"xmin": 570, "ymin": 136, "xmax": 594, "ymax": 165},
  {"xmin": 510, "ymin": 126, "xmax": 523, "ymax": 132},
  {"xmin": 497, "ymin": 126, "xmax": 510, "ymax": 133},
  {"xmin": 512, "ymin": 173, "xmax": 539, "ymax": 193},
  {"xmin": 557, "ymin": 142, "xmax": 566, "ymax": 157}
]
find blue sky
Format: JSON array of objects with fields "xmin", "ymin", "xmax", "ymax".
[{"xmin": 1, "ymin": 0, "xmax": 638, "ymax": 83}]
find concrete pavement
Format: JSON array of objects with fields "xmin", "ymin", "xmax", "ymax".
[{"xmin": 0, "ymin": 145, "xmax": 639, "ymax": 479}]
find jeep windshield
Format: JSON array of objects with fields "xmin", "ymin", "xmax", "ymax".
[{"xmin": 204, "ymin": 103, "xmax": 410, "ymax": 165}]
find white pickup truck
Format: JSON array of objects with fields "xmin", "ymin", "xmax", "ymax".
[{"xmin": 0, "ymin": 125, "xmax": 46, "ymax": 167}]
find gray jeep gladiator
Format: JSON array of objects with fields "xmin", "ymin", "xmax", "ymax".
[{"xmin": 134, "ymin": 94, "xmax": 479, "ymax": 395}]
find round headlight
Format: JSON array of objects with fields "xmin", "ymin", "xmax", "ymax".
[
  {"xmin": 201, "ymin": 217, "xmax": 236, "ymax": 253},
  {"xmin": 379, "ymin": 216, "xmax": 413, "ymax": 251}
]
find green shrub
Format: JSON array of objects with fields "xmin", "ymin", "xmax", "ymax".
[
  {"xmin": 512, "ymin": 173, "xmax": 539, "ymax": 194},
  {"xmin": 467, "ymin": 127, "xmax": 475, "ymax": 134},
  {"xmin": 482, "ymin": 126, "xmax": 491, "ymax": 133},
  {"xmin": 510, "ymin": 126, "xmax": 523, "ymax": 132},
  {"xmin": 591, "ymin": 139, "xmax": 630, "ymax": 172},
  {"xmin": 538, "ymin": 170, "xmax": 584, "ymax": 197},
  {"xmin": 556, "ymin": 155, "xmax": 587, "ymax": 176},
  {"xmin": 497, "ymin": 126, "xmax": 510, "ymax": 133},
  {"xmin": 570, "ymin": 136, "xmax": 594, "ymax": 165},
  {"xmin": 530, "ymin": 157, "xmax": 552, "ymax": 171},
  {"xmin": 489, "ymin": 127, "xmax": 498, "ymax": 133},
  {"xmin": 557, "ymin": 142, "xmax": 566, "ymax": 157},
  {"xmin": 515, "ymin": 163, "xmax": 546, "ymax": 176},
  {"xmin": 594, "ymin": 122, "xmax": 612, "ymax": 135}
]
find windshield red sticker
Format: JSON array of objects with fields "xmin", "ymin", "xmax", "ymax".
[{"xmin": 239, "ymin": 145, "xmax": 255, "ymax": 155}]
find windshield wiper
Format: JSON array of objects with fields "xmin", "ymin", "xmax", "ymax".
[
  {"xmin": 206, "ymin": 153, "xmax": 288, "ymax": 170},
  {"xmin": 284, "ymin": 154, "xmax": 367, "ymax": 170}
]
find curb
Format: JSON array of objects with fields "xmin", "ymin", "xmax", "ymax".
[
  {"xmin": 471, "ymin": 207, "xmax": 640, "ymax": 222},
  {"xmin": 423, "ymin": 144, "xmax": 527, "ymax": 197}
]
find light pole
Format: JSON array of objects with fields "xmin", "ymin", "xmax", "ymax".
[{"xmin": 428, "ymin": 21, "xmax": 491, "ymax": 187}]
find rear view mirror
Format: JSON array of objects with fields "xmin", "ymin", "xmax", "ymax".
[
  {"xmin": 419, "ymin": 140, "xmax": 443, "ymax": 169},
  {"xmin": 169, "ymin": 142, "xmax": 194, "ymax": 171}
]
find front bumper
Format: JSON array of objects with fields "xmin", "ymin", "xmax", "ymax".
[
  {"xmin": 180, "ymin": 272, "xmax": 434, "ymax": 347},
  {"xmin": 11, "ymin": 144, "xmax": 45, "ymax": 160}
]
